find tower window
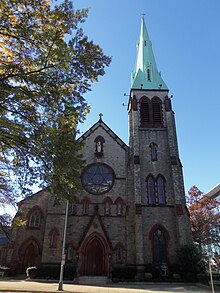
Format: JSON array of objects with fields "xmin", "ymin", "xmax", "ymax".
[
  {"xmin": 146, "ymin": 174, "xmax": 166, "ymax": 205},
  {"xmin": 147, "ymin": 175, "xmax": 156, "ymax": 205},
  {"xmin": 150, "ymin": 143, "xmax": 158, "ymax": 161},
  {"xmin": 140, "ymin": 97, "xmax": 150, "ymax": 126},
  {"xmin": 152, "ymin": 97, "xmax": 163, "ymax": 124},
  {"xmin": 157, "ymin": 175, "xmax": 166, "ymax": 204}
]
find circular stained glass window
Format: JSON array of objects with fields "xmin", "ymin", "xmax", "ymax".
[{"xmin": 81, "ymin": 163, "xmax": 114, "ymax": 195}]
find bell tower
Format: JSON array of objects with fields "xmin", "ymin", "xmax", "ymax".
[{"xmin": 126, "ymin": 16, "xmax": 192, "ymax": 276}]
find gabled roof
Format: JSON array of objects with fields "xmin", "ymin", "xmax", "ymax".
[
  {"xmin": 205, "ymin": 183, "xmax": 220, "ymax": 200},
  {"xmin": 77, "ymin": 210, "xmax": 113, "ymax": 250},
  {"xmin": 131, "ymin": 16, "xmax": 168, "ymax": 91},
  {"xmin": 78, "ymin": 117, "xmax": 128, "ymax": 152}
]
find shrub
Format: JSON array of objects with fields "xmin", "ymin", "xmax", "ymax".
[
  {"xmin": 112, "ymin": 267, "xmax": 136, "ymax": 281},
  {"xmin": 31, "ymin": 264, "xmax": 76, "ymax": 280},
  {"xmin": 145, "ymin": 263, "xmax": 160, "ymax": 278},
  {"xmin": 0, "ymin": 266, "xmax": 16, "ymax": 277},
  {"xmin": 177, "ymin": 244, "xmax": 207, "ymax": 275}
]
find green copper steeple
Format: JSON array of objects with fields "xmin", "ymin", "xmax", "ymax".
[{"xmin": 131, "ymin": 16, "xmax": 168, "ymax": 90}]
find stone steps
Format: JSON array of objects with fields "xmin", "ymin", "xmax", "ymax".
[{"xmin": 78, "ymin": 276, "xmax": 108, "ymax": 285}]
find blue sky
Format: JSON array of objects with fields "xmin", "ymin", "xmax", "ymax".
[{"xmin": 75, "ymin": 0, "xmax": 220, "ymax": 194}]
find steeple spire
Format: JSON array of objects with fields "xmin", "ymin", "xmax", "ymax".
[{"xmin": 131, "ymin": 16, "xmax": 168, "ymax": 90}]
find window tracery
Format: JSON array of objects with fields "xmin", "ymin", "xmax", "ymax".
[{"xmin": 146, "ymin": 175, "xmax": 166, "ymax": 205}]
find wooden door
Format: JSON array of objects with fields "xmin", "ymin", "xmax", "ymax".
[
  {"xmin": 22, "ymin": 243, "xmax": 38, "ymax": 271},
  {"xmin": 86, "ymin": 238, "xmax": 104, "ymax": 275}
]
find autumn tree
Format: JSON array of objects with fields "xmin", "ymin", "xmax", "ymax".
[
  {"xmin": 187, "ymin": 186, "xmax": 220, "ymax": 253},
  {"xmin": 0, "ymin": 0, "xmax": 111, "ymax": 217}
]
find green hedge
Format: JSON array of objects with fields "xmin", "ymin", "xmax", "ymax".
[
  {"xmin": 112, "ymin": 267, "xmax": 136, "ymax": 282},
  {"xmin": 28, "ymin": 264, "xmax": 76, "ymax": 280}
]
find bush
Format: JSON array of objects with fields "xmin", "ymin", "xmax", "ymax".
[
  {"xmin": 0, "ymin": 266, "xmax": 16, "ymax": 277},
  {"xmin": 177, "ymin": 244, "xmax": 207, "ymax": 275},
  {"xmin": 112, "ymin": 267, "xmax": 136, "ymax": 281},
  {"xmin": 30, "ymin": 264, "xmax": 76, "ymax": 280},
  {"xmin": 169, "ymin": 263, "xmax": 181, "ymax": 275},
  {"xmin": 145, "ymin": 263, "xmax": 160, "ymax": 278}
]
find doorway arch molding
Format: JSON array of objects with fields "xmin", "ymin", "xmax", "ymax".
[{"xmin": 78, "ymin": 232, "xmax": 111, "ymax": 276}]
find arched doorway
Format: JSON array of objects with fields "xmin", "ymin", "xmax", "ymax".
[
  {"xmin": 78, "ymin": 233, "xmax": 111, "ymax": 276},
  {"xmin": 19, "ymin": 238, "xmax": 41, "ymax": 273},
  {"xmin": 85, "ymin": 238, "xmax": 104, "ymax": 275}
]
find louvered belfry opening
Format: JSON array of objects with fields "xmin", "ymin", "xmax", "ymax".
[
  {"xmin": 140, "ymin": 96, "xmax": 163, "ymax": 127},
  {"xmin": 140, "ymin": 97, "xmax": 150, "ymax": 126},
  {"xmin": 152, "ymin": 97, "xmax": 163, "ymax": 124}
]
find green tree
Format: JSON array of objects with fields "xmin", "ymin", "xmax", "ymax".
[{"xmin": 0, "ymin": 0, "xmax": 111, "ymax": 215}]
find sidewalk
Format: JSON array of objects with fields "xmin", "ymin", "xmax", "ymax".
[{"xmin": 0, "ymin": 278, "xmax": 214, "ymax": 293}]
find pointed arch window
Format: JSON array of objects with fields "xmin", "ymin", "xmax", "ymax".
[
  {"xmin": 115, "ymin": 198, "xmax": 124, "ymax": 216},
  {"xmin": 150, "ymin": 143, "xmax": 158, "ymax": 161},
  {"xmin": 29, "ymin": 211, "xmax": 40, "ymax": 228},
  {"xmin": 157, "ymin": 175, "xmax": 166, "ymax": 204},
  {"xmin": 152, "ymin": 229, "xmax": 167, "ymax": 265},
  {"xmin": 104, "ymin": 198, "xmax": 112, "ymax": 216},
  {"xmin": 152, "ymin": 97, "xmax": 163, "ymax": 125},
  {"xmin": 147, "ymin": 175, "xmax": 156, "ymax": 205},
  {"xmin": 140, "ymin": 97, "xmax": 150, "ymax": 126},
  {"xmin": 146, "ymin": 175, "xmax": 166, "ymax": 205},
  {"xmin": 27, "ymin": 206, "xmax": 43, "ymax": 229}
]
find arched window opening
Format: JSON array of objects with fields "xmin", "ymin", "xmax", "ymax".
[
  {"xmin": 140, "ymin": 97, "xmax": 150, "ymax": 126},
  {"xmin": 157, "ymin": 175, "xmax": 166, "ymax": 204},
  {"xmin": 150, "ymin": 143, "xmax": 158, "ymax": 161},
  {"xmin": 153, "ymin": 229, "xmax": 167, "ymax": 265},
  {"xmin": 115, "ymin": 198, "xmax": 124, "ymax": 216},
  {"xmin": 29, "ymin": 211, "xmax": 40, "ymax": 228},
  {"xmin": 105, "ymin": 201, "xmax": 111, "ymax": 215},
  {"xmin": 117, "ymin": 203, "xmax": 123, "ymax": 216},
  {"xmin": 152, "ymin": 97, "xmax": 163, "ymax": 124},
  {"xmin": 147, "ymin": 176, "xmax": 155, "ymax": 205}
]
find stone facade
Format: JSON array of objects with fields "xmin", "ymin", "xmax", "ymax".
[{"xmin": 6, "ymin": 18, "xmax": 192, "ymax": 278}]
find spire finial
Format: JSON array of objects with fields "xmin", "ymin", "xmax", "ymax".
[{"xmin": 99, "ymin": 113, "xmax": 103, "ymax": 121}]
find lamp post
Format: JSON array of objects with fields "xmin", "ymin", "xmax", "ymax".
[{"xmin": 58, "ymin": 199, "xmax": 69, "ymax": 291}]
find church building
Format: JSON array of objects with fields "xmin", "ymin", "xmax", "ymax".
[{"xmin": 6, "ymin": 17, "xmax": 192, "ymax": 279}]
